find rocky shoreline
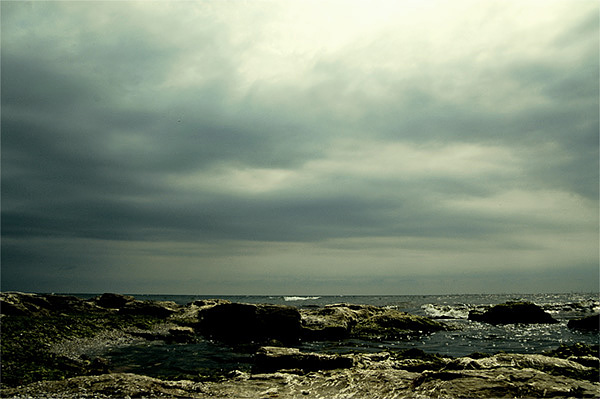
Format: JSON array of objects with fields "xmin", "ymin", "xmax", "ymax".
[{"xmin": 1, "ymin": 292, "xmax": 599, "ymax": 398}]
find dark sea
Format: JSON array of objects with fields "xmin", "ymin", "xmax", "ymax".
[{"xmin": 73, "ymin": 293, "xmax": 599, "ymax": 380}]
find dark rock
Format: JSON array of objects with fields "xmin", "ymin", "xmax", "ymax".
[
  {"xmin": 198, "ymin": 303, "xmax": 303, "ymax": 344},
  {"xmin": 168, "ymin": 326, "xmax": 196, "ymax": 343},
  {"xmin": 468, "ymin": 301, "xmax": 558, "ymax": 324},
  {"xmin": 568, "ymin": 314, "xmax": 599, "ymax": 331},
  {"xmin": 118, "ymin": 300, "xmax": 179, "ymax": 318},
  {"xmin": 42, "ymin": 294, "xmax": 98, "ymax": 314},
  {"xmin": 253, "ymin": 346, "xmax": 354, "ymax": 372},
  {"xmin": 93, "ymin": 293, "xmax": 135, "ymax": 309}
]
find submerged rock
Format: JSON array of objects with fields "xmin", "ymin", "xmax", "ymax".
[{"xmin": 468, "ymin": 301, "xmax": 558, "ymax": 324}]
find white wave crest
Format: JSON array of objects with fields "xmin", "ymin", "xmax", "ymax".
[
  {"xmin": 283, "ymin": 296, "xmax": 321, "ymax": 301},
  {"xmin": 422, "ymin": 303, "xmax": 470, "ymax": 319}
]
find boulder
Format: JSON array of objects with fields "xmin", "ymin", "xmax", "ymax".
[
  {"xmin": 253, "ymin": 346, "xmax": 353, "ymax": 372},
  {"xmin": 568, "ymin": 314, "xmax": 599, "ymax": 331},
  {"xmin": 197, "ymin": 303, "xmax": 302, "ymax": 344},
  {"xmin": 468, "ymin": 301, "xmax": 558, "ymax": 324},
  {"xmin": 93, "ymin": 293, "xmax": 135, "ymax": 309}
]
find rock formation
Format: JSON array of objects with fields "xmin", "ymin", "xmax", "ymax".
[
  {"xmin": 2, "ymin": 348, "xmax": 599, "ymax": 398},
  {"xmin": 568, "ymin": 314, "xmax": 599, "ymax": 331},
  {"xmin": 468, "ymin": 301, "xmax": 558, "ymax": 324}
]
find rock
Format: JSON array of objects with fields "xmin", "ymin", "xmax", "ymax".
[
  {"xmin": 197, "ymin": 303, "xmax": 302, "ymax": 344},
  {"xmin": 0, "ymin": 373, "xmax": 208, "ymax": 399},
  {"xmin": 254, "ymin": 346, "xmax": 354, "ymax": 372},
  {"xmin": 5, "ymin": 351, "xmax": 599, "ymax": 399},
  {"xmin": 118, "ymin": 300, "xmax": 179, "ymax": 318},
  {"xmin": 354, "ymin": 309, "xmax": 447, "ymax": 339},
  {"xmin": 468, "ymin": 301, "xmax": 558, "ymax": 324},
  {"xmin": 446, "ymin": 352, "xmax": 598, "ymax": 382},
  {"xmin": 168, "ymin": 326, "xmax": 196, "ymax": 343},
  {"xmin": 0, "ymin": 292, "xmax": 104, "ymax": 316},
  {"xmin": 300, "ymin": 305, "xmax": 359, "ymax": 340},
  {"xmin": 170, "ymin": 299, "xmax": 232, "ymax": 323},
  {"xmin": 93, "ymin": 293, "xmax": 135, "ymax": 309},
  {"xmin": 43, "ymin": 294, "xmax": 99, "ymax": 314},
  {"xmin": 300, "ymin": 303, "xmax": 447, "ymax": 341},
  {"xmin": 412, "ymin": 367, "xmax": 599, "ymax": 398},
  {"xmin": 568, "ymin": 314, "xmax": 599, "ymax": 331},
  {"xmin": 0, "ymin": 292, "xmax": 52, "ymax": 316}
]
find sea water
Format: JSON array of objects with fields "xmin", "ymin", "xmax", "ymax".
[{"xmin": 78, "ymin": 293, "xmax": 599, "ymax": 379}]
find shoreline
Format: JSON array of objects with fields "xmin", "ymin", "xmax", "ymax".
[{"xmin": 1, "ymin": 292, "xmax": 598, "ymax": 398}]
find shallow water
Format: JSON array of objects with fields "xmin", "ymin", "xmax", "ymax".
[{"xmin": 79, "ymin": 292, "xmax": 599, "ymax": 379}]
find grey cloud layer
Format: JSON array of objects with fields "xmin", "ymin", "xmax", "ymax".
[{"xmin": 1, "ymin": 1, "xmax": 598, "ymax": 293}]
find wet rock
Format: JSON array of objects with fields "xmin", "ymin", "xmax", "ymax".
[
  {"xmin": 170, "ymin": 299, "xmax": 232, "ymax": 323},
  {"xmin": 253, "ymin": 346, "xmax": 354, "ymax": 372},
  {"xmin": 446, "ymin": 352, "xmax": 598, "ymax": 381},
  {"xmin": 168, "ymin": 326, "xmax": 196, "ymax": 343},
  {"xmin": 413, "ymin": 367, "xmax": 599, "ymax": 398},
  {"xmin": 0, "ymin": 373, "xmax": 208, "ymax": 399},
  {"xmin": 118, "ymin": 300, "xmax": 179, "ymax": 318},
  {"xmin": 568, "ymin": 314, "xmax": 599, "ymax": 331},
  {"xmin": 0, "ymin": 292, "xmax": 53, "ymax": 316},
  {"xmin": 300, "ymin": 303, "xmax": 447, "ymax": 341},
  {"xmin": 5, "ymin": 351, "xmax": 599, "ymax": 399},
  {"xmin": 197, "ymin": 303, "xmax": 302, "ymax": 344},
  {"xmin": 468, "ymin": 301, "xmax": 558, "ymax": 324},
  {"xmin": 92, "ymin": 293, "xmax": 135, "ymax": 309},
  {"xmin": 392, "ymin": 348, "xmax": 450, "ymax": 372}
]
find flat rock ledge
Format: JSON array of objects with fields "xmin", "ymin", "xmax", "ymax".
[{"xmin": 3, "ymin": 350, "xmax": 599, "ymax": 399}]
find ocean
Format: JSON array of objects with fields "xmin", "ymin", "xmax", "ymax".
[{"xmin": 73, "ymin": 293, "xmax": 599, "ymax": 380}]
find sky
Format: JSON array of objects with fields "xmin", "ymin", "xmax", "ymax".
[{"xmin": 1, "ymin": 1, "xmax": 598, "ymax": 295}]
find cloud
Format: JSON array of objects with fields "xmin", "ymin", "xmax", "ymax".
[{"xmin": 1, "ymin": 0, "xmax": 598, "ymax": 294}]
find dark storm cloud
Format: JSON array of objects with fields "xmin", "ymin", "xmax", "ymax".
[{"xmin": 1, "ymin": 1, "xmax": 598, "ymax": 294}]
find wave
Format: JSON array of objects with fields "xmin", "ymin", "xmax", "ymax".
[
  {"xmin": 283, "ymin": 296, "xmax": 321, "ymax": 301},
  {"xmin": 422, "ymin": 303, "xmax": 474, "ymax": 319}
]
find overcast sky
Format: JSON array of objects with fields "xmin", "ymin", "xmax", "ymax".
[{"xmin": 1, "ymin": 1, "xmax": 598, "ymax": 295}]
